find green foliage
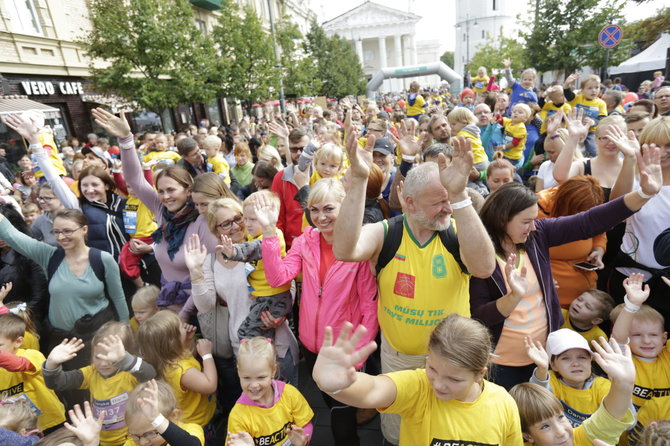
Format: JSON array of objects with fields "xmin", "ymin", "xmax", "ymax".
[
  {"xmin": 623, "ymin": 7, "xmax": 670, "ymax": 49},
  {"xmin": 522, "ymin": 0, "xmax": 630, "ymax": 76},
  {"xmin": 83, "ymin": 0, "xmax": 217, "ymax": 112},
  {"xmin": 212, "ymin": 3, "xmax": 278, "ymax": 106},
  {"xmin": 467, "ymin": 37, "xmax": 526, "ymax": 76},
  {"xmin": 440, "ymin": 51, "xmax": 455, "ymax": 68},
  {"xmin": 304, "ymin": 22, "xmax": 366, "ymax": 97},
  {"xmin": 276, "ymin": 17, "xmax": 318, "ymax": 98}
]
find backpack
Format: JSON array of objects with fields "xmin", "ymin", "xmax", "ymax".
[{"xmin": 375, "ymin": 214, "xmax": 467, "ymax": 276}]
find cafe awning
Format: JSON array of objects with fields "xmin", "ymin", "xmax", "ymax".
[{"xmin": 0, "ymin": 95, "xmax": 60, "ymax": 119}]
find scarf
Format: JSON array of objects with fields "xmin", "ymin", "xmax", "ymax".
[{"xmin": 152, "ymin": 201, "xmax": 199, "ymax": 260}]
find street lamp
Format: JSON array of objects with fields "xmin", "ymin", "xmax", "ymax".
[{"xmin": 267, "ymin": 0, "xmax": 286, "ymax": 114}]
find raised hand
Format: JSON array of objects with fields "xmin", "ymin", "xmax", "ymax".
[
  {"xmin": 545, "ymin": 111, "xmax": 565, "ymax": 135},
  {"xmin": 564, "ymin": 72, "xmax": 579, "ymax": 87},
  {"xmin": 286, "ymin": 425, "xmax": 310, "ymax": 446},
  {"xmin": 216, "ymin": 234, "xmax": 235, "ymax": 259},
  {"xmin": 252, "ymin": 193, "xmax": 279, "ymax": 229},
  {"xmin": 604, "ymin": 126, "xmax": 639, "ymax": 158},
  {"xmin": 345, "ymin": 126, "xmax": 372, "ymax": 180},
  {"xmin": 184, "ymin": 233, "xmax": 208, "ymax": 272},
  {"xmin": 46, "ymin": 338, "xmax": 85, "ymax": 368},
  {"xmin": 637, "ymin": 143, "xmax": 663, "ymax": 196},
  {"xmin": 504, "ymin": 253, "xmax": 528, "ymax": 298},
  {"xmin": 438, "ymin": 136, "xmax": 473, "ymax": 198},
  {"xmin": 2, "ymin": 114, "xmax": 40, "ymax": 144},
  {"xmin": 525, "ymin": 336, "xmax": 549, "ymax": 371},
  {"xmin": 622, "ymin": 273, "xmax": 649, "ymax": 307},
  {"xmin": 312, "ymin": 323, "xmax": 377, "ymax": 394},
  {"xmin": 0, "ymin": 282, "xmax": 12, "ymax": 304},
  {"xmin": 591, "ymin": 337, "xmax": 635, "ymax": 386},
  {"xmin": 196, "ymin": 338, "xmax": 212, "ymax": 357},
  {"xmin": 503, "ymin": 58, "xmax": 512, "ymax": 68},
  {"xmin": 95, "ymin": 335, "xmax": 126, "ymax": 364},
  {"xmin": 267, "ymin": 120, "xmax": 289, "ymax": 140},
  {"xmin": 91, "ymin": 108, "xmax": 131, "ymax": 138},
  {"xmin": 390, "ymin": 120, "xmax": 421, "ymax": 157},
  {"xmin": 137, "ymin": 379, "xmax": 162, "ymax": 422},
  {"xmin": 63, "ymin": 401, "xmax": 104, "ymax": 446},
  {"xmin": 565, "ymin": 108, "xmax": 589, "ymax": 141},
  {"xmin": 227, "ymin": 431, "xmax": 255, "ymax": 446}
]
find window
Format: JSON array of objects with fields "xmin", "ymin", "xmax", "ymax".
[
  {"xmin": 462, "ymin": 33, "xmax": 466, "ymax": 42},
  {"xmin": 6, "ymin": 0, "xmax": 43, "ymax": 35},
  {"xmin": 195, "ymin": 19, "xmax": 206, "ymax": 33},
  {"xmin": 482, "ymin": 30, "xmax": 485, "ymax": 39}
]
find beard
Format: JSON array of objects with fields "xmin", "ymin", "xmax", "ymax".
[{"xmin": 412, "ymin": 209, "xmax": 451, "ymax": 232}]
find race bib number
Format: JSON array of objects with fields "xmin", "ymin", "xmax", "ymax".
[
  {"xmin": 93, "ymin": 392, "xmax": 129, "ymax": 431},
  {"xmin": 123, "ymin": 210, "xmax": 138, "ymax": 233}
]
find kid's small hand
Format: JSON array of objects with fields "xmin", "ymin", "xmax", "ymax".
[
  {"xmin": 137, "ymin": 379, "xmax": 161, "ymax": 422},
  {"xmin": 196, "ymin": 338, "xmax": 212, "ymax": 357},
  {"xmin": 253, "ymin": 193, "xmax": 279, "ymax": 229},
  {"xmin": 0, "ymin": 282, "xmax": 12, "ymax": 304},
  {"xmin": 502, "ymin": 58, "xmax": 512, "ymax": 68},
  {"xmin": 95, "ymin": 335, "xmax": 126, "ymax": 364},
  {"xmin": 180, "ymin": 323, "xmax": 196, "ymax": 346},
  {"xmin": 47, "ymin": 338, "xmax": 85, "ymax": 367},
  {"xmin": 591, "ymin": 337, "xmax": 635, "ymax": 386},
  {"xmin": 524, "ymin": 336, "xmax": 549, "ymax": 370},
  {"xmin": 63, "ymin": 401, "xmax": 104, "ymax": 446},
  {"xmin": 286, "ymin": 425, "xmax": 310, "ymax": 446},
  {"xmin": 216, "ymin": 234, "xmax": 235, "ymax": 259},
  {"xmin": 622, "ymin": 273, "xmax": 649, "ymax": 306}
]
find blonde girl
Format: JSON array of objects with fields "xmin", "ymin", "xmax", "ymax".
[
  {"xmin": 0, "ymin": 398, "xmax": 39, "ymax": 438},
  {"xmin": 227, "ymin": 337, "xmax": 314, "ymax": 446},
  {"xmin": 310, "ymin": 143, "xmax": 344, "ymax": 184},
  {"xmin": 312, "ymin": 314, "xmax": 523, "ymax": 446},
  {"xmin": 124, "ymin": 379, "xmax": 204, "ymax": 446},
  {"xmin": 257, "ymin": 145, "xmax": 283, "ymax": 171},
  {"xmin": 137, "ymin": 310, "xmax": 217, "ymax": 428},
  {"xmin": 129, "ymin": 285, "xmax": 159, "ymax": 333},
  {"xmin": 43, "ymin": 321, "xmax": 156, "ymax": 446}
]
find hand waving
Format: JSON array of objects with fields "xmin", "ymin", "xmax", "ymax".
[
  {"xmin": 184, "ymin": 233, "xmax": 208, "ymax": 272},
  {"xmin": 345, "ymin": 126, "xmax": 372, "ymax": 180},
  {"xmin": 252, "ymin": 193, "xmax": 279, "ymax": 229},
  {"xmin": 637, "ymin": 143, "xmax": 663, "ymax": 197},
  {"xmin": 2, "ymin": 114, "xmax": 40, "ymax": 144},
  {"xmin": 622, "ymin": 273, "xmax": 649, "ymax": 307},
  {"xmin": 504, "ymin": 253, "xmax": 528, "ymax": 298},
  {"xmin": 95, "ymin": 335, "xmax": 126, "ymax": 364},
  {"xmin": 63, "ymin": 402, "xmax": 104, "ymax": 446},
  {"xmin": 91, "ymin": 108, "xmax": 131, "ymax": 138},
  {"xmin": 565, "ymin": 108, "xmax": 589, "ymax": 141},
  {"xmin": 591, "ymin": 337, "xmax": 635, "ymax": 386},
  {"xmin": 47, "ymin": 338, "xmax": 85, "ymax": 367},
  {"xmin": 438, "ymin": 136, "xmax": 473, "ymax": 197},
  {"xmin": 604, "ymin": 126, "xmax": 639, "ymax": 158},
  {"xmin": 390, "ymin": 120, "xmax": 421, "ymax": 157},
  {"xmin": 524, "ymin": 336, "xmax": 549, "ymax": 370}
]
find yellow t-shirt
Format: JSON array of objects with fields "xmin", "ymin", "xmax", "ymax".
[
  {"xmin": 561, "ymin": 309, "xmax": 607, "ymax": 348},
  {"xmin": 206, "ymin": 155, "xmax": 231, "ymax": 185},
  {"xmin": 124, "ymin": 196, "xmax": 157, "ymax": 238},
  {"xmin": 377, "ymin": 216, "xmax": 470, "ymax": 355},
  {"xmin": 502, "ymin": 118, "xmax": 527, "ymax": 160},
  {"xmin": 549, "ymin": 372, "xmax": 611, "ymax": 427},
  {"xmin": 79, "ymin": 365, "xmax": 140, "ymax": 446},
  {"xmin": 568, "ymin": 95, "xmax": 607, "ymax": 133},
  {"xmin": 539, "ymin": 102, "xmax": 572, "ymax": 134},
  {"xmin": 130, "ymin": 317, "xmax": 139, "ymax": 334},
  {"xmin": 628, "ymin": 395, "xmax": 668, "ymax": 445},
  {"xmin": 407, "ymin": 93, "xmax": 426, "ymax": 117},
  {"xmin": 123, "ymin": 421, "xmax": 204, "ymax": 446},
  {"xmin": 380, "ymin": 370, "xmax": 523, "ymax": 446},
  {"xmin": 472, "ymin": 76, "xmax": 490, "ymax": 94},
  {"xmin": 143, "ymin": 151, "xmax": 181, "ymax": 165},
  {"xmin": 163, "ymin": 355, "xmax": 216, "ymax": 426},
  {"xmin": 247, "ymin": 230, "xmax": 291, "ymax": 297},
  {"xmin": 456, "ymin": 129, "xmax": 487, "ymax": 165},
  {"xmin": 0, "ymin": 348, "xmax": 65, "ymax": 431},
  {"xmin": 573, "ymin": 403, "xmax": 635, "ymax": 446},
  {"xmin": 20, "ymin": 330, "xmax": 39, "ymax": 351},
  {"xmin": 494, "ymin": 253, "xmax": 548, "ymax": 366},
  {"xmin": 631, "ymin": 343, "xmax": 670, "ymax": 411},
  {"xmin": 227, "ymin": 381, "xmax": 314, "ymax": 446}
]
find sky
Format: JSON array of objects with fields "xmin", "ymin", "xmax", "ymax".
[{"xmin": 316, "ymin": 0, "xmax": 668, "ymax": 53}]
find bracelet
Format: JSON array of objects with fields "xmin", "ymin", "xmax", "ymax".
[
  {"xmin": 623, "ymin": 295, "xmax": 641, "ymax": 313},
  {"xmin": 150, "ymin": 413, "xmax": 166, "ymax": 428},
  {"xmin": 201, "ymin": 354, "xmax": 213, "ymax": 361},
  {"xmin": 28, "ymin": 143, "xmax": 42, "ymax": 151},
  {"xmin": 637, "ymin": 189, "xmax": 655, "ymax": 199},
  {"xmin": 401, "ymin": 154, "xmax": 416, "ymax": 163},
  {"xmin": 327, "ymin": 389, "xmax": 342, "ymax": 395},
  {"xmin": 450, "ymin": 197, "xmax": 472, "ymax": 210}
]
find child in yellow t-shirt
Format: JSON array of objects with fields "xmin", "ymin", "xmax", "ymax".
[
  {"xmin": 227, "ymin": 337, "xmax": 313, "ymax": 446},
  {"xmin": 124, "ymin": 379, "xmax": 205, "ymax": 446},
  {"xmin": 143, "ymin": 134, "xmax": 181, "ymax": 166},
  {"xmin": 137, "ymin": 310, "xmax": 217, "ymax": 427},
  {"xmin": 220, "ymin": 190, "xmax": 292, "ymax": 340},
  {"xmin": 0, "ymin": 313, "xmax": 65, "ymax": 433},
  {"xmin": 43, "ymin": 321, "xmax": 156, "ymax": 446},
  {"xmin": 498, "ymin": 103, "xmax": 531, "ymax": 167},
  {"xmin": 539, "ymin": 85, "xmax": 572, "ymax": 134},
  {"xmin": 611, "ymin": 273, "xmax": 670, "ymax": 445},
  {"xmin": 561, "ymin": 289, "xmax": 615, "ymax": 348},
  {"xmin": 472, "ymin": 66, "xmax": 490, "ymax": 95},
  {"xmin": 406, "ymin": 80, "xmax": 427, "ymax": 119},
  {"xmin": 129, "ymin": 285, "xmax": 159, "ymax": 334},
  {"xmin": 201, "ymin": 135, "xmax": 232, "ymax": 185},
  {"xmin": 308, "ymin": 143, "xmax": 345, "ymax": 186},
  {"xmin": 565, "ymin": 73, "xmax": 607, "ymax": 157},
  {"xmin": 526, "ymin": 329, "xmax": 615, "ymax": 427},
  {"xmin": 447, "ymin": 107, "xmax": 489, "ymax": 180}
]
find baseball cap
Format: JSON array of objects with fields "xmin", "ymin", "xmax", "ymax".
[
  {"xmin": 373, "ymin": 138, "xmax": 394, "ymax": 156},
  {"xmin": 81, "ymin": 146, "xmax": 112, "ymax": 168},
  {"xmin": 546, "ymin": 329, "xmax": 592, "ymax": 357}
]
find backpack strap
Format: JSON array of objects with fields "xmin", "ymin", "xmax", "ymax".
[
  {"xmin": 88, "ymin": 248, "xmax": 106, "ymax": 284},
  {"xmin": 375, "ymin": 214, "xmax": 405, "ymax": 276},
  {"xmin": 46, "ymin": 247, "xmax": 66, "ymax": 282}
]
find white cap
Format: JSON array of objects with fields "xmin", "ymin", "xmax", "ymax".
[{"xmin": 546, "ymin": 329, "xmax": 592, "ymax": 356}]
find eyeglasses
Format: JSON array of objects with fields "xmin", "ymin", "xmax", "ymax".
[
  {"xmin": 37, "ymin": 196, "xmax": 56, "ymax": 202},
  {"xmin": 289, "ymin": 145, "xmax": 305, "ymax": 153},
  {"xmin": 130, "ymin": 431, "xmax": 160, "ymax": 443},
  {"xmin": 216, "ymin": 215, "xmax": 244, "ymax": 231},
  {"xmin": 51, "ymin": 227, "xmax": 84, "ymax": 238}
]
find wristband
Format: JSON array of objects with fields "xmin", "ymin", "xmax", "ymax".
[
  {"xmin": 201, "ymin": 353, "xmax": 213, "ymax": 361},
  {"xmin": 637, "ymin": 189, "xmax": 655, "ymax": 199},
  {"xmin": 327, "ymin": 389, "xmax": 342, "ymax": 395},
  {"xmin": 623, "ymin": 295, "xmax": 641, "ymax": 313},
  {"xmin": 401, "ymin": 154, "xmax": 416, "ymax": 163},
  {"xmin": 450, "ymin": 197, "xmax": 472, "ymax": 210},
  {"xmin": 151, "ymin": 414, "xmax": 166, "ymax": 428}
]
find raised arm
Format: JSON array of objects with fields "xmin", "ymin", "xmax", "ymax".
[
  {"xmin": 552, "ymin": 110, "xmax": 585, "ymax": 183},
  {"xmin": 608, "ymin": 126, "xmax": 641, "ymax": 200},
  {"xmin": 611, "ymin": 273, "xmax": 649, "ymax": 343},
  {"xmin": 502, "ymin": 58, "xmax": 515, "ymax": 85},
  {"xmin": 181, "ymin": 339, "xmax": 217, "ymax": 395},
  {"xmin": 333, "ymin": 129, "xmax": 384, "ymax": 262},
  {"xmin": 439, "ymin": 136, "xmax": 495, "ymax": 278},
  {"xmin": 592, "ymin": 337, "xmax": 636, "ymax": 420}
]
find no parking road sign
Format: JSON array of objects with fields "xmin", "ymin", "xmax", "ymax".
[{"xmin": 599, "ymin": 24, "xmax": 623, "ymax": 49}]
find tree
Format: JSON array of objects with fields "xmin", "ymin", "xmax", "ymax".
[
  {"xmin": 624, "ymin": 7, "xmax": 670, "ymax": 49},
  {"xmin": 83, "ymin": 0, "xmax": 217, "ymax": 113},
  {"xmin": 466, "ymin": 37, "xmax": 526, "ymax": 76},
  {"xmin": 440, "ymin": 51, "xmax": 454, "ymax": 69},
  {"xmin": 276, "ymin": 18, "xmax": 318, "ymax": 98},
  {"xmin": 212, "ymin": 3, "xmax": 278, "ymax": 106},
  {"xmin": 522, "ymin": 0, "xmax": 630, "ymax": 76},
  {"xmin": 304, "ymin": 22, "xmax": 366, "ymax": 97}
]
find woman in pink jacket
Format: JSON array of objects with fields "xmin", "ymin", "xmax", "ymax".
[{"xmin": 250, "ymin": 178, "xmax": 378, "ymax": 446}]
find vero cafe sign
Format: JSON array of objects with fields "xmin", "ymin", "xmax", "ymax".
[{"xmin": 20, "ymin": 80, "xmax": 84, "ymax": 96}]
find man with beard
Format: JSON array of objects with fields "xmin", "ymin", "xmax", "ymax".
[{"xmin": 333, "ymin": 133, "xmax": 495, "ymax": 446}]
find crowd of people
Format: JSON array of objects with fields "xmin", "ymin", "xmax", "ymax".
[{"xmin": 0, "ymin": 67, "xmax": 669, "ymax": 446}]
